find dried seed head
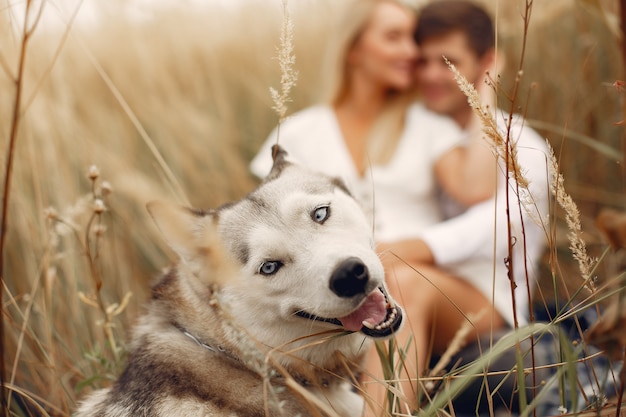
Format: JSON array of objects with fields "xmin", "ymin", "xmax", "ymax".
[
  {"xmin": 94, "ymin": 224, "xmax": 107, "ymax": 236},
  {"xmin": 43, "ymin": 206, "xmax": 58, "ymax": 220},
  {"xmin": 46, "ymin": 267, "xmax": 57, "ymax": 279},
  {"xmin": 548, "ymin": 145, "xmax": 596, "ymax": 287},
  {"xmin": 78, "ymin": 291, "xmax": 99, "ymax": 308},
  {"xmin": 100, "ymin": 181, "xmax": 113, "ymax": 196},
  {"xmin": 88, "ymin": 165, "xmax": 100, "ymax": 180},
  {"xmin": 270, "ymin": 0, "xmax": 298, "ymax": 122},
  {"xmin": 94, "ymin": 199, "xmax": 106, "ymax": 214}
]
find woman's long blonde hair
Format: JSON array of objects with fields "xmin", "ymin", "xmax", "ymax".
[{"xmin": 319, "ymin": 0, "xmax": 418, "ymax": 166}]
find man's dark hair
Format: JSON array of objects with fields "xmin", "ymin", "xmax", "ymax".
[{"xmin": 414, "ymin": 0, "xmax": 495, "ymax": 58}]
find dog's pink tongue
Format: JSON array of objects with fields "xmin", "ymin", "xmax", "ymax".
[{"xmin": 338, "ymin": 290, "xmax": 387, "ymax": 332}]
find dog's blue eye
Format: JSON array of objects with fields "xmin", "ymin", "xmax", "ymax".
[
  {"xmin": 259, "ymin": 261, "xmax": 283, "ymax": 276},
  {"xmin": 311, "ymin": 205, "xmax": 330, "ymax": 224}
]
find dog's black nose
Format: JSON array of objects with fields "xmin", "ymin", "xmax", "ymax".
[{"xmin": 329, "ymin": 257, "xmax": 369, "ymax": 298}]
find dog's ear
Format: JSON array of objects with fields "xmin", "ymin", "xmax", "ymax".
[
  {"xmin": 147, "ymin": 201, "xmax": 208, "ymax": 261},
  {"xmin": 265, "ymin": 144, "xmax": 291, "ymax": 181},
  {"xmin": 147, "ymin": 201, "xmax": 236, "ymax": 285}
]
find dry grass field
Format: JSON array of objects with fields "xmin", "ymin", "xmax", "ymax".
[{"xmin": 1, "ymin": 0, "xmax": 625, "ymax": 416}]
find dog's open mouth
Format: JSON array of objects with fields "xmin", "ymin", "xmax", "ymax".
[{"xmin": 295, "ymin": 287, "xmax": 403, "ymax": 338}]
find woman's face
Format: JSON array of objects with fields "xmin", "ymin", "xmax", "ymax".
[{"xmin": 348, "ymin": 2, "xmax": 418, "ymax": 93}]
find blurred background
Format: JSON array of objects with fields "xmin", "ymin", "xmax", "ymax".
[{"xmin": 0, "ymin": 0, "xmax": 624, "ymax": 415}]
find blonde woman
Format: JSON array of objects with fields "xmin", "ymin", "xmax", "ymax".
[{"xmin": 250, "ymin": 0, "xmax": 497, "ymax": 414}]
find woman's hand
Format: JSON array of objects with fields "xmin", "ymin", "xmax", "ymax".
[
  {"xmin": 377, "ymin": 238, "xmax": 435, "ymax": 268},
  {"xmin": 435, "ymin": 129, "xmax": 497, "ymax": 207}
]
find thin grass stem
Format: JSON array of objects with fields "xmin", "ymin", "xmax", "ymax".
[{"xmin": 0, "ymin": 0, "xmax": 44, "ymax": 411}]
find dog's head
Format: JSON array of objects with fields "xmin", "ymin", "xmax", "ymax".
[{"xmin": 149, "ymin": 145, "xmax": 402, "ymax": 353}]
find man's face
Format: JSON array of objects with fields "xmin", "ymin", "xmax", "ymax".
[{"xmin": 415, "ymin": 30, "xmax": 489, "ymax": 120}]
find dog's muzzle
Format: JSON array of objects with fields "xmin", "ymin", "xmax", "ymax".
[{"xmin": 295, "ymin": 284, "xmax": 403, "ymax": 339}]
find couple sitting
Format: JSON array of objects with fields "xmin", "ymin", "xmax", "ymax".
[{"xmin": 251, "ymin": 0, "xmax": 550, "ymax": 415}]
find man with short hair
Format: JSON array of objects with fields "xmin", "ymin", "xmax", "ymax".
[
  {"xmin": 415, "ymin": 0, "xmax": 497, "ymax": 130},
  {"xmin": 411, "ymin": 0, "xmax": 550, "ymax": 328},
  {"xmin": 372, "ymin": 1, "xmax": 551, "ymax": 414}
]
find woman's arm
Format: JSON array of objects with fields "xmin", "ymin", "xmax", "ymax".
[{"xmin": 434, "ymin": 130, "xmax": 497, "ymax": 207}]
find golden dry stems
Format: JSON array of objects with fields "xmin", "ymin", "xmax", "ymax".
[
  {"xmin": 547, "ymin": 146, "xmax": 597, "ymax": 292},
  {"xmin": 0, "ymin": 1, "xmax": 622, "ymax": 414}
]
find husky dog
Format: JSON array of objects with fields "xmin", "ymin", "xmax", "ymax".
[{"xmin": 75, "ymin": 145, "xmax": 403, "ymax": 417}]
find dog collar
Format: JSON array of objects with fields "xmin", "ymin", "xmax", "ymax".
[
  {"xmin": 179, "ymin": 327, "xmax": 226, "ymax": 354},
  {"xmin": 174, "ymin": 323, "xmax": 243, "ymax": 365},
  {"xmin": 175, "ymin": 324, "xmax": 348, "ymax": 390}
]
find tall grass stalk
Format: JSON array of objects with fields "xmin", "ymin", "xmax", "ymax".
[
  {"xmin": 270, "ymin": 0, "xmax": 298, "ymax": 124},
  {"xmin": 269, "ymin": 0, "xmax": 298, "ymax": 152},
  {"xmin": 74, "ymin": 39, "xmax": 189, "ymax": 206},
  {"xmin": 1, "ymin": 0, "xmax": 44, "ymax": 412},
  {"xmin": 548, "ymin": 146, "xmax": 597, "ymax": 290}
]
